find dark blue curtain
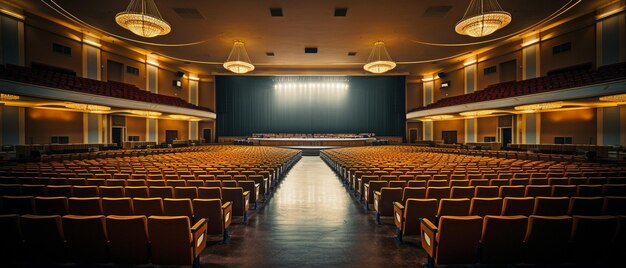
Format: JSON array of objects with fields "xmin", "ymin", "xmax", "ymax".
[{"xmin": 215, "ymin": 76, "xmax": 406, "ymax": 137}]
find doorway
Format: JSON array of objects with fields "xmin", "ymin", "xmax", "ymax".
[
  {"xmin": 107, "ymin": 60, "xmax": 124, "ymax": 82},
  {"xmin": 112, "ymin": 127, "xmax": 123, "ymax": 148},
  {"xmin": 499, "ymin": 59, "xmax": 517, "ymax": 82},
  {"xmin": 500, "ymin": 127, "xmax": 512, "ymax": 149},
  {"xmin": 408, "ymin": 128, "xmax": 418, "ymax": 144},
  {"xmin": 442, "ymin": 131, "xmax": 458, "ymax": 144},
  {"xmin": 203, "ymin": 128, "xmax": 212, "ymax": 143},
  {"xmin": 165, "ymin": 130, "xmax": 178, "ymax": 144}
]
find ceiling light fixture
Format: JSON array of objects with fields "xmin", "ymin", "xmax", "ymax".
[
  {"xmin": 129, "ymin": 110, "xmax": 162, "ymax": 117},
  {"xmin": 83, "ymin": 39, "xmax": 102, "ymax": 48},
  {"xmin": 0, "ymin": 9, "xmax": 25, "ymax": 20},
  {"xmin": 223, "ymin": 41, "xmax": 255, "ymax": 74},
  {"xmin": 0, "ymin": 93, "xmax": 20, "ymax": 102},
  {"xmin": 514, "ymin": 101, "xmax": 563, "ymax": 111},
  {"xmin": 364, "ymin": 41, "xmax": 396, "ymax": 74},
  {"xmin": 427, "ymin": 115, "xmax": 454, "ymax": 120},
  {"xmin": 65, "ymin": 103, "xmax": 111, "ymax": 112},
  {"xmin": 599, "ymin": 93, "xmax": 626, "ymax": 102},
  {"xmin": 170, "ymin": 114, "xmax": 195, "ymax": 120},
  {"xmin": 455, "ymin": 0, "xmax": 512, "ymax": 37},
  {"xmin": 115, "ymin": 0, "xmax": 171, "ymax": 38},
  {"xmin": 460, "ymin": 110, "xmax": 497, "ymax": 117}
]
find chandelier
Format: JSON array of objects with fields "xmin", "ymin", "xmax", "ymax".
[
  {"xmin": 223, "ymin": 41, "xmax": 255, "ymax": 74},
  {"xmin": 65, "ymin": 103, "xmax": 111, "ymax": 112},
  {"xmin": 599, "ymin": 93, "xmax": 626, "ymax": 102},
  {"xmin": 364, "ymin": 41, "xmax": 396, "ymax": 74},
  {"xmin": 514, "ymin": 101, "xmax": 563, "ymax": 111},
  {"xmin": 460, "ymin": 110, "xmax": 497, "ymax": 117},
  {"xmin": 455, "ymin": 0, "xmax": 512, "ymax": 37},
  {"xmin": 115, "ymin": 0, "xmax": 171, "ymax": 38},
  {"xmin": 0, "ymin": 93, "xmax": 19, "ymax": 101}
]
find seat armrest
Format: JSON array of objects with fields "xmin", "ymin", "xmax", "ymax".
[
  {"xmin": 393, "ymin": 202, "xmax": 404, "ymax": 210},
  {"xmin": 243, "ymin": 191, "xmax": 250, "ymax": 197},
  {"xmin": 420, "ymin": 218, "xmax": 438, "ymax": 258},
  {"xmin": 222, "ymin": 202, "xmax": 232, "ymax": 228},
  {"xmin": 374, "ymin": 191, "xmax": 382, "ymax": 197},
  {"xmin": 393, "ymin": 202, "xmax": 405, "ymax": 229},
  {"xmin": 191, "ymin": 218, "xmax": 208, "ymax": 258}
]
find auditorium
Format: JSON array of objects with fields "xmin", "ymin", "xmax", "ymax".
[{"xmin": 1, "ymin": 0, "xmax": 625, "ymax": 267}]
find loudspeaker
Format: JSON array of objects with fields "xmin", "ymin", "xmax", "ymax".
[
  {"xmin": 176, "ymin": 71, "xmax": 185, "ymax": 77},
  {"xmin": 437, "ymin": 72, "xmax": 447, "ymax": 78}
]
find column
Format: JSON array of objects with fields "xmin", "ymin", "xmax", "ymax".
[
  {"xmin": 146, "ymin": 55, "xmax": 159, "ymax": 94},
  {"xmin": 596, "ymin": 3, "xmax": 625, "ymax": 145},
  {"xmin": 522, "ymin": 34, "xmax": 540, "ymax": 80},
  {"xmin": 83, "ymin": 113, "xmax": 104, "ymax": 144},
  {"xmin": 0, "ymin": 105, "xmax": 25, "ymax": 145},
  {"xmin": 464, "ymin": 59, "xmax": 477, "ymax": 94},
  {"xmin": 146, "ymin": 118, "xmax": 158, "ymax": 143},
  {"xmin": 82, "ymin": 35, "xmax": 101, "ymax": 80},
  {"xmin": 465, "ymin": 118, "xmax": 477, "ymax": 143},
  {"xmin": 521, "ymin": 113, "xmax": 541, "ymax": 144},
  {"xmin": 188, "ymin": 75, "xmax": 199, "ymax": 140},
  {"xmin": 0, "ymin": 9, "xmax": 25, "ymax": 145},
  {"xmin": 422, "ymin": 77, "xmax": 434, "ymax": 141}
]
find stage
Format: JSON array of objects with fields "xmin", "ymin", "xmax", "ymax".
[{"xmin": 250, "ymin": 137, "xmax": 376, "ymax": 147}]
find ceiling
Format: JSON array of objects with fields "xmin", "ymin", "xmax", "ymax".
[{"xmin": 8, "ymin": 0, "xmax": 613, "ymax": 76}]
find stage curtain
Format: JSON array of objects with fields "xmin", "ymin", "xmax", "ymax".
[{"xmin": 215, "ymin": 76, "xmax": 406, "ymax": 137}]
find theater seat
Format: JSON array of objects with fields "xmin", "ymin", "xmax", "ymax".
[
  {"xmin": 221, "ymin": 187, "xmax": 250, "ymax": 223},
  {"xmin": 102, "ymin": 197, "xmax": 134, "ymax": 216},
  {"xmin": 193, "ymin": 198, "xmax": 233, "ymax": 239},
  {"xmin": 0, "ymin": 214, "xmax": 21, "ymax": 263},
  {"xmin": 569, "ymin": 215, "xmax": 619, "ymax": 263},
  {"xmin": 62, "ymin": 215, "xmax": 109, "ymax": 263},
  {"xmin": 20, "ymin": 215, "xmax": 66, "ymax": 263},
  {"xmin": 198, "ymin": 187, "xmax": 222, "ymax": 199},
  {"xmin": 603, "ymin": 196, "xmax": 626, "ymax": 215},
  {"xmin": 164, "ymin": 198, "xmax": 194, "ymax": 219},
  {"xmin": 568, "ymin": 197, "xmax": 604, "ymax": 216},
  {"xmin": 147, "ymin": 216, "xmax": 208, "ymax": 266},
  {"xmin": 420, "ymin": 216, "xmax": 483, "ymax": 265},
  {"xmin": 106, "ymin": 215, "xmax": 150, "ymax": 264},
  {"xmin": 174, "ymin": 187, "xmax": 198, "ymax": 199},
  {"xmin": 450, "ymin": 186, "xmax": 474, "ymax": 199},
  {"xmin": 501, "ymin": 197, "xmax": 534, "ymax": 216},
  {"xmin": 125, "ymin": 186, "xmax": 149, "ymax": 198},
  {"xmin": 34, "ymin": 196, "xmax": 68, "ymax": 215},
  {"xmin": 469, "ymin": 197, "xmax": 503, "ymax": 217},
  {"xmin": 238, "ymin": 180, "xmax": 260, "ymax": 209},
  {"xmin": 393, "ymin": 198, "xmax": 437, "ymax": 240},
  {"xmin": 437, "ymin": 198, "xmax": 470, "ymax": 217},
  {"xmin": 1, "ymin": 196, "xmax": 34, "ymax": 215},
  {"xmin": 132, "ymin": 197, "xmax": 164, "ymax": 216},
  {"xmin": 524, "ymin": 215, "xmax": 572, "ymax": 264},
  {"xmin": 68, "ymin": 197, "xmax": 103, "ymax": 215},
  {"xmin": 499, "ymin": 185, "xmax": 525, "ymax": 198},
  {"xmin": 373, "ymin": 187, "xmax": 403, "ymax": 224},
  {"xmin": 402, "ymin": 187, "xmax": 426, "ymax": 202},
  {"xmin": 72, "ymin": 186, "xmax": 99, "ymax": 197},
  {"xmin": 533, "ymin": 197, "xmax": 569, "ymax": 216},
  {"xmin": 480, "ymin": 215, "xmax": 528, "ymax": 264}
]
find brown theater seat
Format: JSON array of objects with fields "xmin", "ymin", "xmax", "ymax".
[
  {"xmin": 99, "ymin": 186, "xmax": 125, "ymax": 198},
  {"xmin": 68, "ymin": 197, "xmax": 103, "ymax": 215},
  {"xmin": 437, "ymin": 198, "xmax": 470, "ymax": 217},
  {"xmin": 393, "ymin": 198, "xmax": 437, "ymax": 241},
  {"xmin": 34, "ymin": 196, "xmax": 68, "ymax": 215},
  {"xmin": 163, "ymin": 198, "xmax": 194, "ymax": 219},
  {"xmin": 533, "ymin": 197, "xmax": 569, "ymax": 216},
  {"xmin": 72, "ymin": 185, "xmax": 99, "ymax": 197},
  {"xmin": 420, "ymin": 216, "xmax": 483, "ymax": 265},
  {"xmin": 469, "ymin": 197, "xmax": 503, "ymax": 217},
  {"xmin": 198, "ymin": 187, "xmax": 222, "ymax": 199},
  {"xmin": 125, "ymin": 186, "xmax": 149, "ymax": 198},
  {"xmin": 568, "ymin": 197, "xmax": 604, "ymax": 216},
  {"xmin": 132, "ymin": 197, "xmax": 164, "ymax": 216},
  {"xmin": 501, "ymin": 197, "xmax": 534, "ymax": 216},
  {"xmin": 149, "ymin": 186, "xmax": 174, "ymax": 198},
  {"xmin": 20, "ymin": 215, "xmax": 66, "ymax": 263},
  {"xmin": 193, "ymin": 198, "xmax": 233, "ymax": 239},
  {"xmin": 62, "ymin": 215, "xmax": 109, "ymax": 263},
  {"xmin": 524, "ymin": 215, "xmax": 573, "ymax": 264},
  {"xmin": 373, "ymin": 187, "xmax": 403, "ymax": 223},
  {"xmin": 569, "ymin": 215, "xmax": 619, "ymax": 263},
  {"xmin": 480, "ymin": 215, "xmax": 528, "ymax": 264},
  {"xmin": 106, "ymin": 215, "xmax": 150, "ymax": 264},
  {"xmin": 0, "ymin": 214, "xmax": 21, "ymax": 262},
  {"xmin": 221, "ymin": 187, "xmax": 250, "ymax": 223},
  {"xmin": 402, "ymin": 187, "xmax": 426, "ymax": 202},
  {"xmin": 148, "ymin": 216, "xmax": 208, "ymax": 266},
  {"xmin": 1, "ymin": 196, "xmax": 34, "ymax": 215},
  {"xmin": 102, "ymin": 197, "xmax": 134, "ymax": 216},
  {"xmin": 174, "ymin": 186, "xmax": 198, "ymax": 199}
]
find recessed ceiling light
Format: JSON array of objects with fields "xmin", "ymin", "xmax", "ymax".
[
  {"xmin": 305, "ymin": 47, "xmax": 318, "ymax": 54},
  {"xmin": 334, "ymin": 8, "xmax": 348, "ymax": 17},
  {"xmin": 270, "ymin": 8, "xmax": 283, "ymax": 17},
  {"xmin": 266, "ymin": 52, "xmax": 275, "ymax": 56},
  {"xmin": 348, "ymin": 52, "xmax": 357, "ymax": 56}
]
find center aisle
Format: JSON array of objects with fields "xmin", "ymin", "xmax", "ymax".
[{"xmin": 201, "ymin": 156, "xmax": 423, "ymax": 267}]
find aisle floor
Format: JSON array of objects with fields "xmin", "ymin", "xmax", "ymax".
[{"xmin": 200, "ymin": 156, "xmax": 425, "ymax": 267}]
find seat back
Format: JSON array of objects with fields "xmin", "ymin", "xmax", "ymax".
[
  {"xmin": 68, "ymin": 197, "xmax": 103, "ymax": 215},
  {"xmin": 21, "ymin": 184, "xmax": 46, "ymax": 196},
  {"xmin": 533, "ymin": 197, "xmax": 569, "ymax": 216},
  {"xmin": 148, "ymin": 216, "xmax": 194, "ymax": 265},
  {"xmin": 524, "ymin": 215, "xmax": 572, "ymax": 263},
  {"xmin": 378, "ymin": 187, "xmax": 403, "ymax": 216},
  {"xmin": 46, "ymin": 185, "xmax": 72, "ymax": 197},
  {"xmin": 499, "ymin": 185, "xmax": 525, "ymax": 198},
  {"xmin": 568, "ymin": 197, "xmax": 604, "ymax": 216},
  {"xmin": 125, "ymin": 186, "xmax": 149, "ymax": 198},
  {"xmin": 480, "ymin": 215, "xmax": 528, "ymax": 264},
  {"xmin": 525, "ymin": 185, "xmax": 552, "ymax": 197},
  {"xmin": 435, "ymin": 216, "xmax": 483, "ymax": 264},
  {"xmin": 475, "ymin": 186, "xmax": 499, "ymax": 198},
  {"xmin": 102, "ymin": 197, "xmax": 134, "ymax": 216},
  {"xmin": 149, "ymin": 186, "xmax": 174, "ymax": 198},
  {"xmin": 174, "ymin": 187, "xmax": 198, "ymax": 199},
  {"xmin": 577, "ymin": 184, "xmax": 603, "ymax": 197},
  {"xmin": 603, "ymin": 196, "xmax": 626, "ymax": 215},
  {"xmin": 238, "ymin": 180, "xmax": 258, "ymax": 202},
  {"xmin": 163, "ymin": 198, "xmax": 194, "ymax": 219},
  {"xmin": 0, "ymin": 214, "xmax": 21, "ymax": 262},
  {"xmin": 106, "ymin": 215, "xmax": 149, "ymax": 264},
  {"xmin": 402, "ymin": 198, "xmax": 437, "ymax": 235},
  {"xmin": 402, "ymin": 187, "xmax": 426, "ymax": 202},
  {"xmin": 437, "ymin": 198, "xmax": 470, "ymax": 217},
  {"xmin": 132, "ymin": 197, "xmax": 164, "ymax": 216},
  {"xmin": 198, "ymin": 187, "xmax": 222, "ymax": 199},
  {"xmin": 501, "ymin": 197, "xmax": 534, "ymax": 216},
  {"xmin": 35, "ymin": 196, "xmax": 68, "ymax": 215},
  {"xmin": 20, "ymin": 215, "xmax": 66, "ymax": 262},
  {"xmin": 426, "ymin": 187, "xmax": 451, "ymax": 200},
  {"xmin": 551, "ymin": 185, "xmax": 577, "ymax": 197},
  {"xmin": 99, "ymin": 186, "xmax": 125, "ymax": 198},
  {"xmin": 570, "ymin": 215, "xmax": 619, "ymax": 263},
  {"xmin": 62, "ymin": 215, "xmax": 109, "ymax": 263},
  {"xmin": 451, "ymin": 186, "xmax": 474, "ymax": 199},
  {"xmin": 193, "ymin": 198, "xmax": 229, "ymax": 235},
  {"xmin": 221, "ymin": 187, "xmax": 246, "ymax": 216},
  {"xmin": 470, "ymin": 197, "xmax": 503, "ymax": 216},
  {"xmin": 72, "ymin": 186, "xmax": 99, "ymax": 197}
]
